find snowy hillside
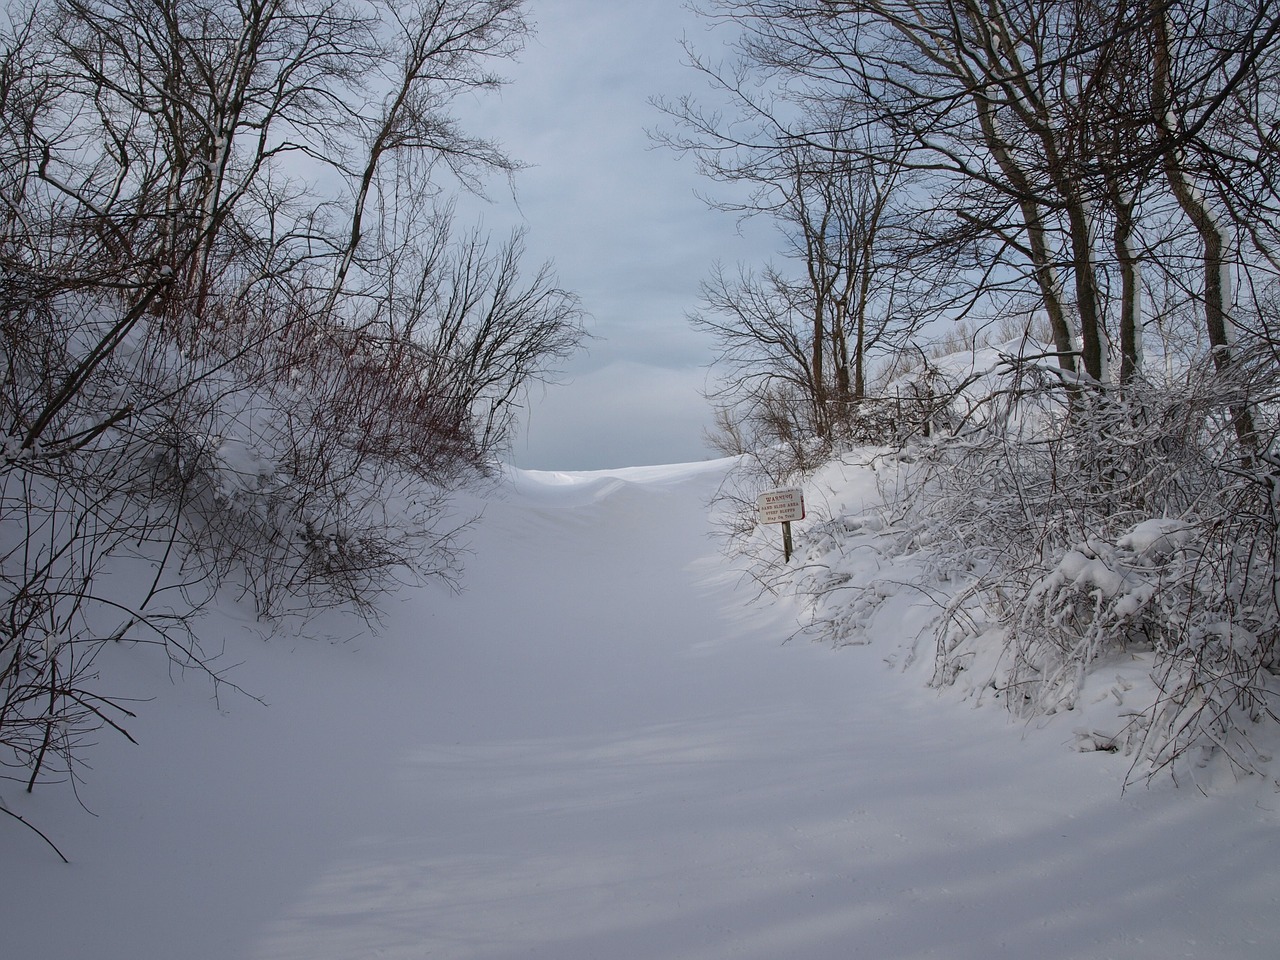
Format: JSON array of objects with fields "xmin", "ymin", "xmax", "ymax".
[{"xmin": 3, "ymin": 457, "xmax": 1279, "ymax": 960}]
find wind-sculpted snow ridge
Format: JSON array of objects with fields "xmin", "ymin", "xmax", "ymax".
[{"xmin": 498, "ymin": 457, "xmax": 739, "ymax": 507}]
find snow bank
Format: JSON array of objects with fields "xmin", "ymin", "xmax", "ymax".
[{"xmin": 3, "ymin": 456, "xmax": 1280, "ymax": 960}]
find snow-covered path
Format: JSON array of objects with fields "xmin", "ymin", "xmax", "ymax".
[{"xmin": 4, "ymin": 460, "xmax": 1279, "ymax": 959}]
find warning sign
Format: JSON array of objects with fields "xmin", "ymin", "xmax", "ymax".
[{"xmin": 756, "ymin": 487, "xmax": 805, "ymax": 524}]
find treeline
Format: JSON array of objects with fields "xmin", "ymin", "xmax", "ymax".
[
  {"xmin": 0, "ymin": 0, "xmax": 582, "ymax": 815},
  {"xmin": 664, "ymin": 1, "xmax": 1280, "ymax": 778}
]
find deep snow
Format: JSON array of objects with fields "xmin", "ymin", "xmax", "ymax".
[{"xmin": 2, "ymin": 457, "xmax": 1278, "ymax": 959}]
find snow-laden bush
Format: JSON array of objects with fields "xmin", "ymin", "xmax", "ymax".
[
  {"xmin": 888, "ymin": 349, "xmax": 1280, "ymax": 780},
  {"xmin": 725, "ymin": 340, "xmax": 1280, "ymax": 785},
  {"xmin": 133, "ymin": 291, "xmax": 485, "ymax": 611}
]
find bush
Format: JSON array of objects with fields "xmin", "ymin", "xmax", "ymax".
[{"xmin": 889, "ymin": 349, "xmax": 1280, "ymax": 781}]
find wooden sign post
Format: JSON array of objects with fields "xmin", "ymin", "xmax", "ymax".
[{"xmin": 756, "ymin": 487, "xmax": 805, "ymax": 561}]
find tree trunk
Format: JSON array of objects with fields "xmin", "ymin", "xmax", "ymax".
[
  {"xmin": 1110, "ymin": 186, "xmax": 1142, "ymax": 382},
  {"xmin": 1151, "ymin": 1, "xmax": 1257, "ymax": 451},
  {"xmin": 975, "ymin": 94, "xmax": 1078, "ymax": 375}
]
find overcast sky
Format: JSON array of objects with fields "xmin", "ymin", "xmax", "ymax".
[{"xmin": 454, "ymin": 0, "xmax": 773, "ymax": 470}]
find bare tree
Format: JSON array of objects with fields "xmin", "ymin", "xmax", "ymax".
[
  {"xmin": 658, "ymin": 51, "xmax": 938, "ymax": 457},
  {"xmin": 324, "ymin": 0, "xmax": 527, "ymax": 312}
]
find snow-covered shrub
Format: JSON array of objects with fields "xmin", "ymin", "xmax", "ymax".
[
  {"xmin": 139, "ymin": 301, "xmax": 474, "ymax": 617},
  {"xmin": 724, "ymin": 336, "xmax": 1280, "ymax": 783},
  {"xmin": 895, "ymin": 350, "xmax": 1280, "ymax": 780},
  {"xmin": 842, "ymin": 354, "xmax": 959, "ymax": 446},
  {"xmin": 0, "ymin": 276, "xmax": 482, "ymax": 808}
]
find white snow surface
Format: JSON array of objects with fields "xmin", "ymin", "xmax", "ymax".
[{"xmin": 3, "ymin": 457, "xmax": 1279, "ymax": 959}]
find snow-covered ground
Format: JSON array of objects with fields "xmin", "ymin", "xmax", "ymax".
[{"xmin": 3, "ymin": 457, "xmax": 1278, "ymax": 959}]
